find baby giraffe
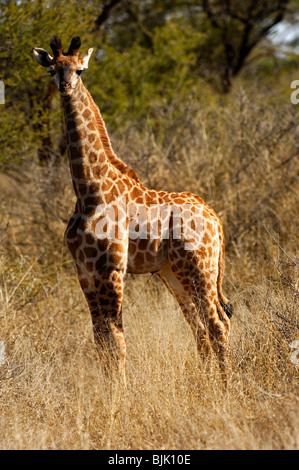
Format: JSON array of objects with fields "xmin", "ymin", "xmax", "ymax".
[{"xmin": 33, "ymin": 37, "xmax": 232, "ymax": 384}]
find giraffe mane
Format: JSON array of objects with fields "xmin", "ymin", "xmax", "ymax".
[{"xmin": 84, "ymin": 87, "xmax": 140, "ymax": 183}]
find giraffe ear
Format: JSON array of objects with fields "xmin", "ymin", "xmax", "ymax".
[
  {"xmin": 79, "ymin": 48, "xmax": 94, "ymax": 69},
  {"xmin": 33, "ymin": 48, "xmax": 53, "ymax": 68}
]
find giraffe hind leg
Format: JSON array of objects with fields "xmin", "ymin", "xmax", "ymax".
[
  {"xmin": 158, "ymin": 264, "xmax": 211, "ymax": 358},
  {"xmin": 159, "ymin": 259, "xmax": 230, "ymax": 374},
  {"xmin": 220, "ymin": 298, "xmax": 234, "ymax": 319}
]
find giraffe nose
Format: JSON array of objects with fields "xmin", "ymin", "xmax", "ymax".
[{"xmin": 59, "ymin": 82, "xmax": 71, "ymax": 93}]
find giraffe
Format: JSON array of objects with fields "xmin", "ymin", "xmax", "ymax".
[{"xmin": 33, "ymin": 36, "xmax": 233, "ymax": 384}]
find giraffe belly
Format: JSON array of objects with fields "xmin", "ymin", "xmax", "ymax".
[{"xmin": 126, "ymin": 238, "xmax": 168, "ymax": 274}]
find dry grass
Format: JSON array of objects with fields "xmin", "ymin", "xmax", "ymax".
[{"xmin": 0, "ymin": 86, "xmax": 298, "ymax": 449}]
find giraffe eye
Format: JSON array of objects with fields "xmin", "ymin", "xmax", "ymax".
[
  {"xmin": 48, "ymin": 69, "xmax": 56, "ymax": 77},
  {"xmin": 76, "ymin": 70, "xmax": 83, "ymax": 76}
]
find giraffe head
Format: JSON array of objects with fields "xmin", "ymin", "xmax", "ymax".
[{"xmin": 33, "ymin": 36, "xmax": 93, "ymax": 96}]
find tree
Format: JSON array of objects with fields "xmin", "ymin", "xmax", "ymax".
[
  {"xmin": 93, "ymin": 0, "xmax": 292, "ymax": 92},
  {"xmin": 0, "ymin": 0, "xmax": 297, "ymax": 168},
  {"xmin": 0, "ymin": 0, "xmax": 99, "ymax": 165},
  {"xmin": 201, "ymin": 0, "xmax": 291, "ymax": 92}
]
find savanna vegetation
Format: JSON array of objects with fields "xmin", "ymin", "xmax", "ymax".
[{"xmin": 0, "ymin": 0, "xmax": 298, "ymax": 450}]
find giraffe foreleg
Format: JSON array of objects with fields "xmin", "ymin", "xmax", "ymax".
[
  {"xmin": 80, "ymin": 270, "xmax": 127, "ymax": 385},
  {"xmin": 92, "ymin": 312, "xmax": 126, "ymax": 385}
]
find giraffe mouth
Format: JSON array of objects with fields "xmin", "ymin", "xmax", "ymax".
[
  {"xmin": 59, "ymin": 82, "xmax": 76, "ymax": 95},
  {"xmin": 60, "ymin": 89, "xmax": 72, "ymax": 96},
  {"xmin": 59, "ymin": 87, "xmax": 73, "ymax": 96}
]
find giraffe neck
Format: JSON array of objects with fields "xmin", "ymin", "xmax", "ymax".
[
  {"xmin": 62, "ymin": 80, "xmax": 139, "ymax": 208},
  {"xmin": 83, "ymin": 87, "xmax": 140, "ymax": 183},
  {"xmin": 62, "ymin": 79, "xmax": 111, "ymax": 204}
]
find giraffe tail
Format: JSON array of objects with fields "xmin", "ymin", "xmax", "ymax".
[{"xmin": 217, "ymin": 227, "xmax": 233, "ymax": 319}]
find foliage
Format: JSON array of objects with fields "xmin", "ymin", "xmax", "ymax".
[
  {"xmin": 0, "ymin": 0, "xmax": 298, "ymax": 165},
  {"xmin": 0, "ymin": 0, "xmax": 99, "ymax": 164}
]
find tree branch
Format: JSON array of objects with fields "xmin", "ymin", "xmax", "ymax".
[
  {"xmin": 201, "ymin": 0, "xmax": 220, "ymax": 28},
  {"xmin": 95, "ymin": 0, "xmax": 124, "ymax": 29},
  {"xmin": 233, "ymin": 1, "xmax": 290, "ymax": 76}
]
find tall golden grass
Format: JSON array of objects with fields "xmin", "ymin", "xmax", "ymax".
[{"xmin": 0, "ymin": 85, "xmax": 298, "ymax": 449}]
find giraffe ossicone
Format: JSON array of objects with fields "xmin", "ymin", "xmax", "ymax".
[{"xmin": 33, "ymin": 37, "xmax": 233, "ymax": 385}]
